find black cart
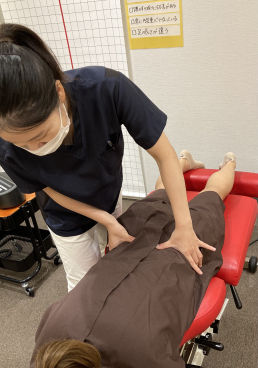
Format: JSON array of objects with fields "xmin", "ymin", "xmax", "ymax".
[{"xmin": 0, "ymin": 194, "xmax": 61, "ymax": 297}]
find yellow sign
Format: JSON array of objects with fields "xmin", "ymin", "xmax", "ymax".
[{"xmin": 124, "ymin": 0, "xmax": 183, "ymax": 49}]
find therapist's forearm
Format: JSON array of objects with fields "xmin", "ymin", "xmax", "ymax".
[
  {"xmin": 155, "ymin": 148, "xmax": 192, "ymax": 229},
  {"xmin": 43, "ymin": 187, "xmax": 117, "ymax": 228}
]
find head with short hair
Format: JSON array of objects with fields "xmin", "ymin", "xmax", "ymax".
[{"xmin": 35, "ymin": 339, "xmax": 109, "ymax": 368}]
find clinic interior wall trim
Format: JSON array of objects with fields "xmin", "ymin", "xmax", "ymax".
[{"xmin": 122, "ymin": 0, "xmax": 258, "ymax": 193}]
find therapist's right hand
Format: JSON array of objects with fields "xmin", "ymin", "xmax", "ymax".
[{"xmin": 107, "ymin": 221, "xmax": 135, "ymax": 251}]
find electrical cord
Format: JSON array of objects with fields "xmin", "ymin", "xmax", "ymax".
[{"xmin": 249, "ymin": 238, "xmax": 258, "ymax": 246}]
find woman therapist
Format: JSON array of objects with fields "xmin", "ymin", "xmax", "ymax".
[{"xmin": 0, "ymin": 23, "xmax": 213, "ymax": 292}]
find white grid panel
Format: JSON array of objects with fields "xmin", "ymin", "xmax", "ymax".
[{"xmin": 0, "ymin": 0, "xmax": 146, "ymax": 198}]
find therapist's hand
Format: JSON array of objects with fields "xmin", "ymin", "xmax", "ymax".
[
  {"xmin": 107, "ymin": 221, "xmax": 135, "ymax": 251},
  {"xmin": 156, "ymin": 225, "xmax": 216, "ymax": 275}
]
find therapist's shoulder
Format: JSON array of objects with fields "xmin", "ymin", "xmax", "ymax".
[
  {"xmin": 64, "ymin": 65, "xmax": 123, "ymax": 85},
  {"xmin": 64, "ymin": 65, "xmax": 122, "ymax": 86}
]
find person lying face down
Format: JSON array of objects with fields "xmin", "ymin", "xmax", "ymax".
[{"xmin": 30, "ymin": 151, "xmax": 237, "ymax": 368}]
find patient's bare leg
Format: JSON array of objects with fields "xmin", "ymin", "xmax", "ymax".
[
  {"xmin": 155, "ymin": 153, "xmax": 200, "ymax": 190},
  {"xmin": 200, "ymin": 160, "xmax": 236, "ymax": 201},
  {"xmin": 155, "ymin": 159, "xmax": 188, "ymax": 190},
  {"xmin": 155, "ymin": 151, "xmax": 236, "ymax": 201}
]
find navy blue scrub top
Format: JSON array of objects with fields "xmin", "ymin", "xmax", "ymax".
[{"xmin": 0, "ymin": 66, "xmax": 167, "ymax": 236}]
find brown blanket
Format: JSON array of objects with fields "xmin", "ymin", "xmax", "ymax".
[{"xmin": 30, "ymin": 189, "xmax": 225, "ymax": 368}]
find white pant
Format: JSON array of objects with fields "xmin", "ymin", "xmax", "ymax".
[{"xmin": 48, "ymin": 191, "xmax": 122, "ymax": 292}]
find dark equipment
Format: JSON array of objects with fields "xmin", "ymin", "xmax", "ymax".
[
  {"xmin": 0, "ymin": 173, "xmax": 61, "ymax": 297},
  {"xmin": 0, "ymin": 172, "xmax": 25, "ymax": 209}
]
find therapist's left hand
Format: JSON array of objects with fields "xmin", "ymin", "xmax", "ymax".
[
  {"xmin": 107, "ymin": 221, "xmax": 135, "ymax": 251},
  {"xmin": 156, "ymin": 225, "xmax": 216, "ymax": 275}
]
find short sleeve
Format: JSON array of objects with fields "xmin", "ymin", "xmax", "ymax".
[
  {"xmin": 116, "ymin": 72, "xmax": 167, "ymax": 150},
  {"xmin": 0, "ymin": 159, "xmax": 46, "ymax": 194}
]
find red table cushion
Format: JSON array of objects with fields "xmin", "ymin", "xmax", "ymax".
[
  {"xmin": 184, "ymin": 169, "xmax": 258, "ymax": 198},
  {"xmin": 180, "ymin": 277, "xmax": 226, "ymax": 346},
  {"xmin": 186, "ymin": 191, "xmax": 258, "ymax": 285}
]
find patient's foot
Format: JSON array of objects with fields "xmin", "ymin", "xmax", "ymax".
[
  {"xmin": 179, "ymin": 150, "xmax": 205, "ymax": 171},
  {"xmin": 219, "ymin": 152, "xmax": 236, "ymax": 170}
]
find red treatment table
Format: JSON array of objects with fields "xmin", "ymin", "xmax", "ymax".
[
  {"xmin": 178, "ymin": 170, "xmax": 257, "ymax": 367},
  {"xmin": 106, "ymin": 169, "xmax": 258, "ymax": 367}
]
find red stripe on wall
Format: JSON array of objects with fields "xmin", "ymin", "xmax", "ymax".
[{"xmin": 58, "ymin": 0, "xmax": 74, "ymax": 69}]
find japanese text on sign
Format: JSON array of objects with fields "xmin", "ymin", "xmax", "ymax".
[
  {"xmin": 128, "ymin": 0, "xmax": 179, "ymax": 16},
  {"xmin": 130, "ymin": 13, "xmax": 180, "ymax": 27},
  {"xmin": 131, "ymin": 25, "xmax": 180, "ymax": 38},
  {"xmin": 125, "ymin": 0, "xmax": 183, "ymax": 49}
]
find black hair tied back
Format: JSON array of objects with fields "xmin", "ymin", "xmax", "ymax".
[{"xmin": 0, "ymin": 23, "xmax": 73, "ymax": 133}]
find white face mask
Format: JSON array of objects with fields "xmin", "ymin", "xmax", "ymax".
[{"xmin": 15, "ymin": 103, "xmax": 71, "ymax": 156}]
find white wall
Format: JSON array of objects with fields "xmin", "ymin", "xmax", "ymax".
[{"xmin": 122, "ymin": 0, "xmax": 258, "ymax": 193}]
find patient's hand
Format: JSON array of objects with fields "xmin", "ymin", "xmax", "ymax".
[
  {"xmin": 156, "ymin": 226, "xmax": 216, "ymax": 275},
  {"xmin": 107, "ymin": 221, "xmax": 135, "ymax": 251}
]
